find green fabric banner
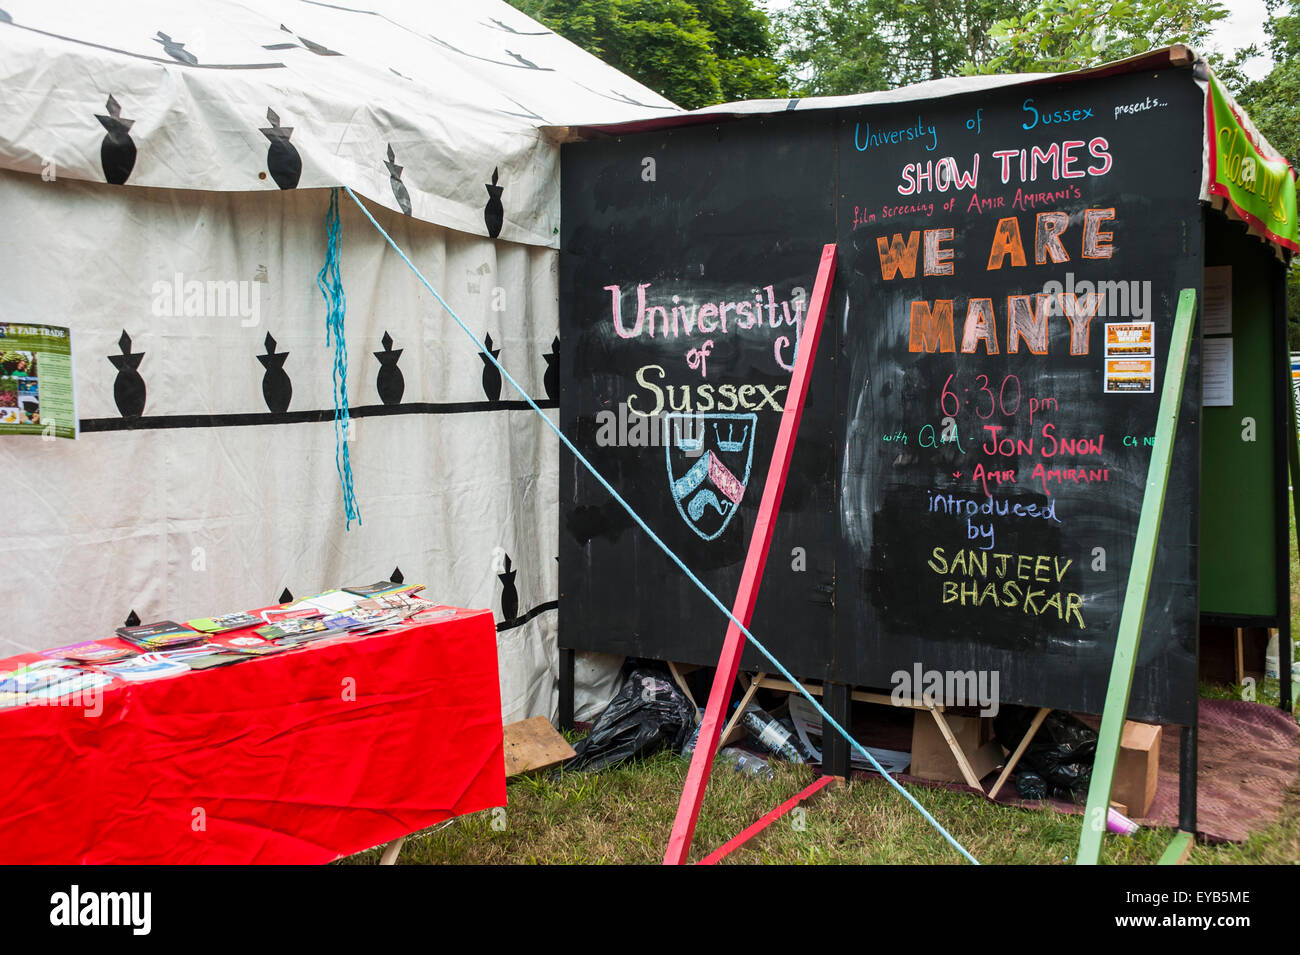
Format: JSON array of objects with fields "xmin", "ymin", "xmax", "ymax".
[{"xmin": 1208, "ymin": 74, "xmax": 1299, "ymax": 253}]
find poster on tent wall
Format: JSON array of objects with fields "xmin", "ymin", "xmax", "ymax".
[{"xmin": 0, "ymin": 323, "xmax": 76, "ymax": 439}]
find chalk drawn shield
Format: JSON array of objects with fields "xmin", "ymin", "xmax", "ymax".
[{"xmin": 665, "ymin": 412, "xmax": 756, "ymax": 541}]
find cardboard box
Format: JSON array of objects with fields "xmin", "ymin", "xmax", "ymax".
[
  {"xmin": 910, "ymin": 712, "xmax": 1002, "ymax": 784},
  {"xmin": 1112, "ymin": 720, "xmax": 1161, "ymax": 817}
]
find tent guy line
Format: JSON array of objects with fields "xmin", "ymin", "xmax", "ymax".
[
  {"xmin": 341, "ymin": 184, "xmax": 979, "ymax": 864},
  {"xmin": 0, "ymin": 19, "xmax": 287, "ymax": 70}
]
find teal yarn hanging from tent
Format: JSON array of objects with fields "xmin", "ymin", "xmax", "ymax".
[{"xmin": 317, "ymin": 187, "xmax": 361, "ymax": 529}]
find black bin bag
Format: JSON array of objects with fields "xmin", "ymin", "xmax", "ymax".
[
  {"xmin": 565, "ymin": 669, "xmax": 697, "ymax": 773},
  {"xmin": 995, "ymin": 705, "xmax": 1098, "ymax": 801}
]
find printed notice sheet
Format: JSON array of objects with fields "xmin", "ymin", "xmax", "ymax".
[
  {"xmin": 1203, "ymin": 266, "xmax": 1233, "ymax": 336},
  {"xmin": 1202, "ymin": 337, "xmax": 1234, "ymax": 407},
  {"xmin": 0, "ymin": 323, "xmax": 76, "ymax": 439}
]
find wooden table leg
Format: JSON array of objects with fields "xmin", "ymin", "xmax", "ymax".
[{"xmin": 987, "ymin": 706, "xmax": 1050, "ymax": 799}]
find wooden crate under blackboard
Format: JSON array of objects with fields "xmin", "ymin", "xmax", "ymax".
[{"xmin": 910, "ymin": 712, "xmax": 1002, "ymax": 784}]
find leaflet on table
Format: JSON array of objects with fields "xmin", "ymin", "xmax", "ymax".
[
  {"xmin": 99, "ymin": 653, "xmax": 192, "ymax": 682},
  {"xmin": 255, "ymin": 617, "xmax": 330, "ymax": 642},
  {"xmin": 41, "ymin": 639, "xmax": 137, "ymax": 664},
  {"xmin": 283, "ymin": 585, "xmax": 427, "ymax": 616},
  {"xmin": 343, "ymin": 580, "xmax": 401, "ymax": 597},
  {"xmin": 284, "ymin": 590, "xmax": 362, "ymax": 614},
  {"xmin": 357, "ymin": 592, "xmax": 438, "ymax": 617},
  {"xmin": 0, "ymin": 322, "xmax": 77, "ymax": 439},
  {"xmin": 186, "ymin": 612, "xmax": 263, "ymax": 633},
  {"xmin": 0, "ymin": 660, "xmax": 112, "ymax": 704},
  {"xmin": 207, "ymin": 633, "xmax": 285, "ymax": 655},
  {"xmin": 115, "ymin": 620, "xmax": 204, "ymax": 650},
  {"xmin": 408, "ymin": 605, "xmax": 478, "ymax": 623},
  {"xmin": 182, "ymin": 653, "xmax": 246, "ymax": 670},
  {"xmin": 97, "ymin": 644, "xmax": 232, "ymax": 681}
]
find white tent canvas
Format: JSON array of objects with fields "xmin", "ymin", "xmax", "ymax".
[{"xmin": 0, "ymin": 0, "xmax": 677, "ymax": 721}]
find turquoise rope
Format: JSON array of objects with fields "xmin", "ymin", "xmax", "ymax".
[
  {"xmin": 318, "ymin": 188, "xmax": 361, "ymax": 529},
  {"xmin": 342, "ymin": 185, "xmax": 978, "ymax": 865}
]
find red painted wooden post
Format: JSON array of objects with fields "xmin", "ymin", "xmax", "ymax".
[
  {"xmin": 662, "ymin": 243, "xmax": 837, "ymax": 865},
  {"xmin": 698, "ymin": 775, "xmax": 835, "ymax": 865}
]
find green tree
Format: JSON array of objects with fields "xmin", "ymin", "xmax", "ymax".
[
  {"xmin": 509, "ymin": 0, "xmax": 789, "ymax": 108},
  {"xmin": 775, "ymin": 0, "xmax": 1031, "ymax": 96},
  {"xmin": 981, "ymin": 0, "xmax": 1228, "ymax": 74}
]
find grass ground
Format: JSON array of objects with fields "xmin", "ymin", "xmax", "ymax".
[
  {"xmin": 343, "ymin": 506, "xmax": 1300, "ymax": 866},
  {"xmin": 341, "ymin": 748, "xmax": 1300, "ymax": 865}
]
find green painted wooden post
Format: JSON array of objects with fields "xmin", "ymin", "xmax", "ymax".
[
  {"xmin": 1157, "ymin": 829, "xmax": 1194, "ymax": 865},
  {"xmin": 1076, "ymin": 288, "xmax": 1198, "ymax": 866}
]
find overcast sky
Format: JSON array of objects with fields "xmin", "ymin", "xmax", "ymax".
[{"xmin": 1215, "ymin": 0, "xmax": 1272, "ymax": 78}]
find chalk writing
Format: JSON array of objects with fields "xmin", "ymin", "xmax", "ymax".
[
  {"xmin": 628, "ymin": 364, "xmax": 786, "ymax": 416},
  {"xmin": 940, "ymin": 373, "xmax": 1023, "ymax": 418},
  {"xmin": 1021, "ymin": 99, "xmax": 1095, "ymax": 130},
  {"xmin": 897, "ymin": 155, "xmax": 979, "ymax": 196},
  {"xmin": 855, "ymin": 117, "xmax": 937, "ymax": 152},
  {"xmin": 927, "ymin": 546, "xmax": 1086, "ymax": 628}
]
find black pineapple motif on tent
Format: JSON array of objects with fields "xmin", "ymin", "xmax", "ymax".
[
  {"xmin": 261, "ymin": 108, "xmax": 301, "ymax": 190},
  {"xmin": 96, "ymin": 95, "xmax": 136, "ymax": 186},
  {"xmin": 279, "ymin": 588, "xmax": 293, "ymax": 604},
  {"xmin": 124, "ymin": 610, "xmax": 141, "ymax": 628},
  {"xmin": 107, "ymin": 330, "xmax": 145, "ymax": 419},
  {"xmin": 544, "ymin": 336, "xmax": 559, "ymax": 403},
  {"xmin": 384, "ymin": 145, "xmax": 411, "ymax": 216},
  {"xmin": 390, "ymin": 566, "xmax": 404, "ymax": 585},
  {"xmin": 374, "ymin": 331, "xmax": 404, "ymax": 405},
  {"xmin": 480, "ymin": 333, "xmax": 502, "ymax": 402},
  {"xmin": 154, "ymin": 31, "xmax": 198, "ymax": 65},
  {"xmin": 484, "ymin": 167, "xmax": 504, "ymax": 238},
  {"xmin": 257, "ymin": 333, "xmax": 292, "ymax": 413},
  {"xmin": 498, "ymin": 554, "xmax": 518, "ymax": 623}
]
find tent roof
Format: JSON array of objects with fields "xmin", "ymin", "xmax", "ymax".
[{"xmin": 0, "ymin": 0, "xmax": 680, "ymax": 247}]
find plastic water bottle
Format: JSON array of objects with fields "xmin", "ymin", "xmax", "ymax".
[
  {"xmin": 718, "ymin": 747, "xmax": 774, "ymax": 779},
  {"xmin": 680, "ymin": 713, "xmax": 703, "ymax": 758},
  {"xmin": 739, "ymin": 704, "xmax": 809, "ymax": 764}
]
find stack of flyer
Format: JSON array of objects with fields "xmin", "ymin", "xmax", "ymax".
[{"xmin": 0, "ymin": 579, "xmax": 441, "ymax": 706}]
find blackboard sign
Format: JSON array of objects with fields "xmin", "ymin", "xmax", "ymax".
[
  {"xmin": 561, "ymin": 66, "xmax": 1206, "ymax": 723},
  {"xmin": 559, "ymin": 114, "xmax": 840, "ymax": 680},
  {"xmin": 836, "ymin": 70, "xmax": 1204, "ymax": 723}
]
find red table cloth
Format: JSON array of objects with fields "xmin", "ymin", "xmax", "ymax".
[{"xmin": 0, "ymin": 607, "xmax": 506, "ymax": 864}]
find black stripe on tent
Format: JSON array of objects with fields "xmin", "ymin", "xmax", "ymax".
[
  {"xmin": 496, "ymin": 600, "xmax": 557, "ymax": 632},
  {"xmin": 80, "ymin": 398, "xmax": 558, "ymax": 432}
]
